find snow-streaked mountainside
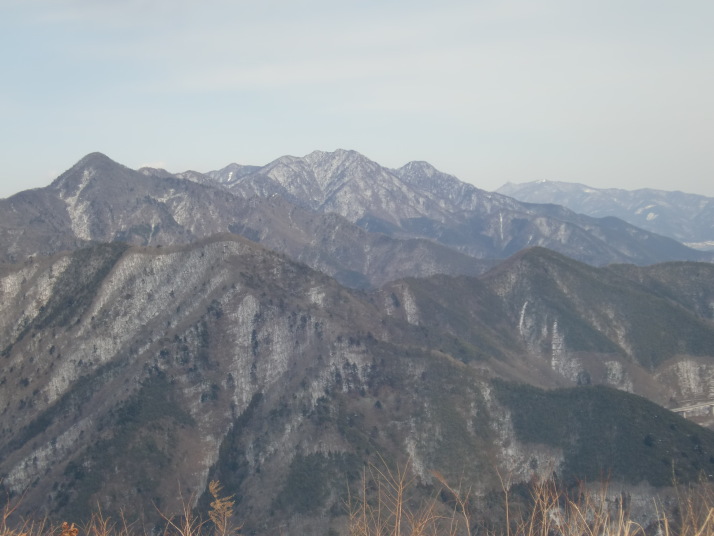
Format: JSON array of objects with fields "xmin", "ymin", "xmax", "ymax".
[
  {"xmin": 211, "ymin": 149, "xmax": 519, "ymax": 226},
  {"xmin": 206, "ymin": 162, "xmax": 261, "ymax": 184},
  {"xmin": 4, "ymin": 150, "xmax": 714, "ymax": 533},
  {"xmin": 207, "ymin": 149, "xmax": 708, "ymax": 265},
  {"xmin": 3, "ymin": 237, "xmax": 714, "ymax": 532},
  {"xmin": 1, "ymin": 150, "xmax": 709, "ymax": 284},
  {"xmin": 498, "ymin": 180, "xmax": 714, "ymax": 251},
  {"xmin": 212, "ymin": 149, "xmax": 440, "ymax": 223},
  {"xmin": 0, "ymin": 152, "xmax": 493, "ymax": 288}
]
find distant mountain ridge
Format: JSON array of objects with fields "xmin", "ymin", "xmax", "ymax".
[
  {"xmin": 186, "ymin": 149, "xmax": 709, "ymax": 265},
  {"xmin": 2, "ymin": 150, "xmax": 708, "ymax": 290},
  {"xmin": 497, "ymin": 179, "xmax": 714, "ymax": 250},
  {"xmin": 1, "ymin": 152, "xmax": 492, "ymax": 287}
]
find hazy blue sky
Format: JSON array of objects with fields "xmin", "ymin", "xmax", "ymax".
[{"xmin": 1, "ymin": 0, "xmax": 713, "ymax": 199}]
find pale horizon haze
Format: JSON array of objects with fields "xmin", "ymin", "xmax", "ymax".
[{"xmin": 1, "ymin": 0, "xmax": 713, "ymax": 199}]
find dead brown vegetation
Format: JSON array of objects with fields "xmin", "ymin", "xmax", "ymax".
[
  {"xmin": 346, "ymin": 460, "xmax": 714, "ymax": 536},
  {"xmin": 2, "ymin": 471, "xmax": 714, "ymax": 536}
]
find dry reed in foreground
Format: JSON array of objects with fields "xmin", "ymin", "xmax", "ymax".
[
  {"xmin": 2, "ymin": 472, "xmax": 714, "ymax": 536},
  {"xmin": 347, "ymin": 460, "xmax": 714, "ymax": 536},
  {"xmin": 0, "ymin": 479, "xmax": 240, "ymax": 536}
]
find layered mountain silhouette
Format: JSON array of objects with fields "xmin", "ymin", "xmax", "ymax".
[
  {"xmin": 1, "ymin": 151, "xmax": 708, "ymax": 276},
  {"xmin": 208, "ymin": 149, "xmax": 707, "ymax": 264},
  {"xmin": 498, "ymin": 179, "xmax": 714, "ymax": 250},
  {"xmin": 1, "ymin": 153, "xmax": 496, "ymax": 288},
  {"xmin": 1, "ymin": 150, "xmax": 714, "ymax": 533}
]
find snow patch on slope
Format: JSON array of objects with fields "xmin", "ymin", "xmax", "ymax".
[{"xmin": 60, "ymin": 168, "xmax": 94, "ymax": 240}]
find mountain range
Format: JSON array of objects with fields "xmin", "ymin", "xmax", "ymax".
[
  {"xmin": 1, "ymin": 150, "xmax": 708, "ymax": 278},
  {"xmin": 498, "ymin": 180, "xmax": 714, "ymax": 251},
  {"xmin": 200, "ymin": 149, "xmax": 709, "ymax": 265},
  {"xmin": 1, "ymin": 150, "xmax": 714, "ymax": 534}
]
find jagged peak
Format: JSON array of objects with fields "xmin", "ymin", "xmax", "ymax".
[
  {"xmin": 398, "ymin": 160, "xmax": 440, "ymax": 175},
  {"xmin": 394, "ymin": 160, "xmax": 462, "ymax": 184},
  {"xmin": 257, "ymin": 149, "xmax": 384, "ymax": 192},
  {"xmin": 206, "ymin": 163, "xmax": 262, "ymax": 185},
  {"xmin": 392, "ymin": 159, "xmax": 476, "ymax": 197},
  {"xmin": 138, "ymin": 167, "xmax": 173, "ymax": 179},
  {"xmin": 267, "ymin": 154, "xmax": 303, "ymax": 167},
  {"xmin": 313, "ymin": 148, "xmax": 386, "ymax": 167},
  {"xmin": 217, "ymin": 162, "xmax": 246, "ymax": 172},
  {"xmin": 305, "ymin": 148, "xmax": 360, "ymax": 160},
  {"xmin": 302, "ymin": 148, "xmax": 376, "ymax": 168}
]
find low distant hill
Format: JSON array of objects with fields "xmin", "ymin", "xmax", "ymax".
[{"xmin": 497, "ymin": 180, "xmax": 714, "ymax": 250}]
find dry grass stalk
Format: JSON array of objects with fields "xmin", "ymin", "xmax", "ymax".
[
  {"xmin": 345, "ymin": 462, "xmax": 714, "ymax": 536},
  {"xmin": 496, "ymin": 470, "xmax": 512, "ymax": 536},
  {"xmin": 0, "ymin": 489, "xmax": 48, "ymax": 536},
  {"xmin": 661, "ymin": 481, "xmax": 714, "ymax": 536},
  {"xmin": 1, "ymin": 491, "xmax": 22, "ymax": 535},
  {"xmin": 156, "ymin": 489, "xmax": 205, "ymax": 536},
  {"xmin": 431, "ymin": 472, "xmax": 472, "ymax": 536},
  {"xmin": 82, "ymin": 507, "xmax": 136, "ymax": 536},
  {"xmin": 512, "ymin": 478, "xmax": 645, "ymax": 536},
  {"xmin": 347, "ymin": 459, "xmax": 474, "ymax": 536},
  {"xmin": 4, "ymin": 474, "xmax": 714, "ymax": 536},
  {"xmin": 207, "ymin": 481, "xmax": 241, "ymax": 536}
]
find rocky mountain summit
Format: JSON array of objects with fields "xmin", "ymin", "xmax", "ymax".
[{"xmin": 209, "ymin": 149, "xmax": 707, "ymax": 264}]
